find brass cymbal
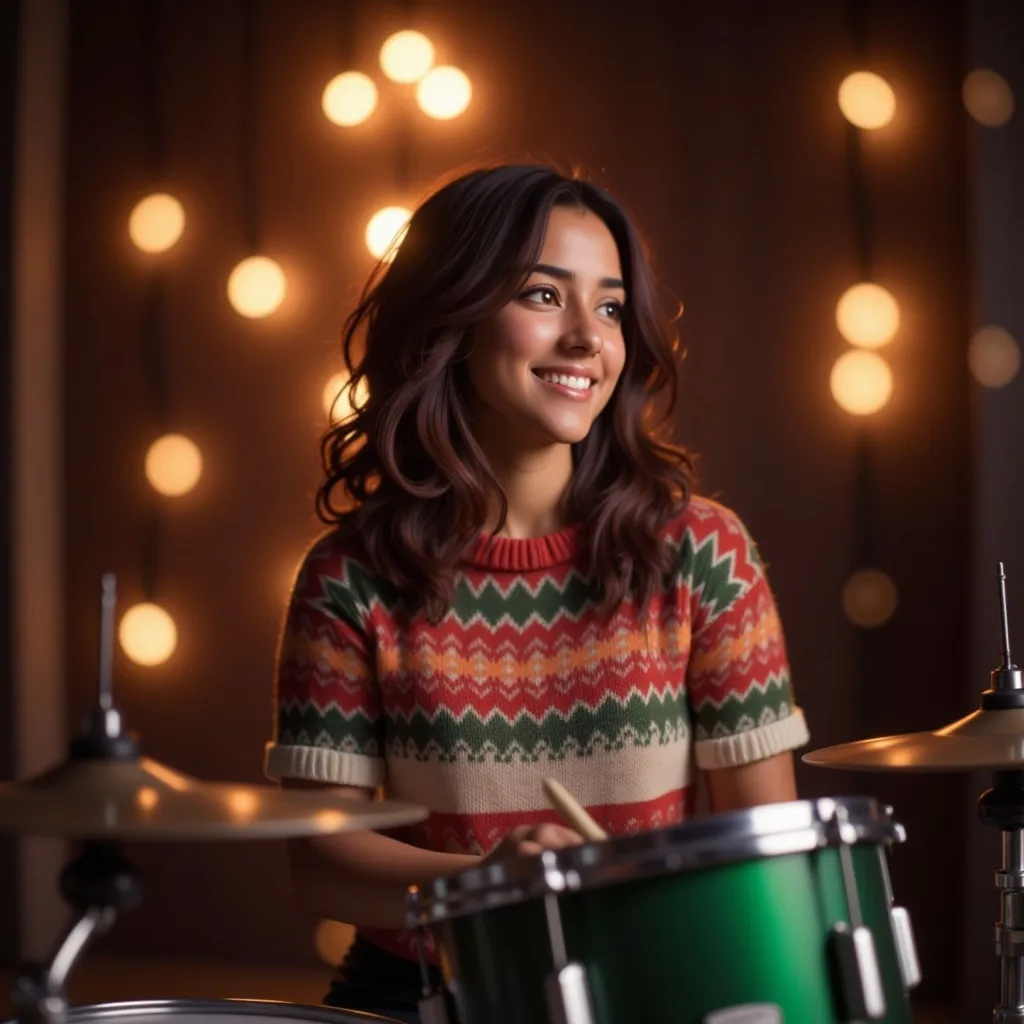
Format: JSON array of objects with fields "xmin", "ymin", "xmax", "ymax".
[
  {"xmin": 803, "ymin": 706, "xmax": 1024, "ymax": 772},
  {"xmin": 0, "ymin": 755, "xmax": 427, "ymax": 840}
]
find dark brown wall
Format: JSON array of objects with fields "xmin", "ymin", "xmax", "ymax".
[
  {"xmin": 62, "ymin": 0, "xmax": 971, "ymax": 1001},
  {"xmin": 0, "ymin": 0, "xmax": 21, "ymax": 970}
]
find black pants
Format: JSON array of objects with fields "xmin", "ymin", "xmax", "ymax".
[{"xmin": 322, "ymin": 933, "xmax": 446, "ymax": 1023}]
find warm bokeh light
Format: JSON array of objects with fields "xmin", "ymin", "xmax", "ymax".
[
  {"xmin": 136, "ymin": 787, "xmax": 159, "ymax": 812},
  {"xmin": 314, "ymin": 919, "xmax": 356, "ymax": 966},
  {"xmin": 830, "ymin": 350, "xmax": 893, "ymax": 415},
  {"xmin": 322, "ymin": 71, "xmax": 378, "ymax": 127},
  {"xmin": 145, "ymin": 434, "xmax": 203, "ymax": 497},
  {"xmin": 323, "ymin": 373, "xmax": 371, "ymax": 421},
  {"xmin": 843, "ymin": 569, "xmax": 898, "ymax": 628},
  {"xmin": 835, "ymin": 283, "xmax": 900, "ymax": 349},
  {"xmin": 129, "ymin": 193, "xmax": 185, "ymax": 253},
  {"xmin": 227, "ymin": 256, "xmax": 286, "ymax": 318},
  {"xmin": 969, "ymin": 325, "xmax": 1021, "ymax": 388},
  {"xmin": 226, "ymin": 789, "xmax": 260, "ymax": 822},
  {"xmin": 119, "ymin": 603, "xmax": 178, "ymax": 666},
  {"xmin": 838, "ymin": 72, "xmax": 897, "ymax": 130},
  {"xmin": 314, "ymin": 810, "xmax": 346, "ymax": 832},
  {"xmin": 416, "ymin": 66, "xmax": 472, "ymax": 120},
  {"xmin": 379, "ymin": 30, "xmax": 435, "ymax": 84},
  {"xmin": 365, "ymin": 206, "xmax": 411, "ymax": 261},
  {"xmin": 963, "ymin": 69, "xmax": 1015, "ymax": 127}
]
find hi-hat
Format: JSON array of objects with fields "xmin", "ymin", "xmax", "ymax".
[
  {"xmin": 0, "ymin": 755, "xmax": 426, "ymax": 840},
  {"xmin": 803, "ymin": 706, "xmax": 1024, "ymax": 772}
]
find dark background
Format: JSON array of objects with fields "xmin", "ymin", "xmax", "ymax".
[{"xmin": 4, "ymin": 0, "xmax": 1022, "ymax": 1019}]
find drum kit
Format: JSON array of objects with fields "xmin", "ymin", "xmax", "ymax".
[{"xmin": 0, "ymin": 565, "xmax": 1022, "ymax": 1024}]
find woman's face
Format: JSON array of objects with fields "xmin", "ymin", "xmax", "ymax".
[{"xmin": 466, "ymin": 205, "xmax": 628, "ymax": 450}]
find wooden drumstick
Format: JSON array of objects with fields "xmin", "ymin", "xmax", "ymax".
[{"xmin": 542, "ymin": 777, "xmax": 608, "ymax": 841}]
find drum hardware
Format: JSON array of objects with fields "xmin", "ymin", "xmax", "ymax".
[
  {"xmin": 823, "ymin": 802, "xmax": 886, "ymax": 1021},
  {"xmin": 56, "ymin": 999, "xmax": 406, "ymax": 1024},
  {"xmin": 803, "ymin": 563, "xmax": 1024, "ymax": 1023},
  {"xmin": 1, "ymin": 575, "xmax": 428, "ymax": 1024},
  {"xmin": 409, "ymin": 903, "xmax": 450, "ymax": 1024},
  {"xmin": 702, "ymin": 1006, "xmax": 782, "ymax": 1024},
  {"xmin": 873, "ymin": 824, "xmax": 921, "ymax": 993},
  {"xmin": 539, "ymin": 852, "xmax": 594, "ymax": 1024}
]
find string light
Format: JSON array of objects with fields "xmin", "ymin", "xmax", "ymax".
[
  {"xmin": 843, "ymin": 569, "xmax": 898, "ymax": 628},
  {"xmin": 323, "ymin": 373, "xmax": 370, "ymax": 421},
  {"xmin": 969, "ymin": 326, "xmax": 1021, "ymax": 388},
  {"xmin": 830, "ymin": 350, "xmax": 893, "ymax": 415},
  {"xmin": 835, "ymin": 283, "xmax": 900, "ymax": 349},
  {"xmin": 129, "ymin": 193, "xmax": 185, "ymax": 253},
  {"xmin": 838, "ymin": 72, "xmax": 896, "ymax": 130},
  {"xmin": 365, "ymin": 207, "xmax": 411, "ymax": 261},
  {"xmin": 963, "ymin": 69, "xmax": 1015, "ymax": 127},
  {"xmin": 379, "ymin": 30, "xmax": 435, "ymax": 84},
  {"xmin": 322, "ymin": 71, "xmax": 378, "ymax": 127},
  {"xmin": 227, "ymin": 255, "xmax": 286, "ymax": 318},
  {"xmin": 119, "ymin": 602, "xmax": 178, "ymax": 666},
  {"xmin": 145, "ymin": 434, "xmax": 203, "ymax": 497},
  {"xmin": 416, "ymin": 66, "xmax": 472, "ymax": 120}
]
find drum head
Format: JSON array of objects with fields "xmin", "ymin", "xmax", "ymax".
[{"xmin": 62, "ymin": 1000, "xmax": 403, "ymax": 1024}]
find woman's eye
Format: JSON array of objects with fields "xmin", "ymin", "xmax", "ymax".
[
  {"xmin": 524, "ymin": 285, "xmax": 559, "ymax": 305},
  {"xmin": 600, "ymin": 301, "xmax": 624, "ymax": 322}
]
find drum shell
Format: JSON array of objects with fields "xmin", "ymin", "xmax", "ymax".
[{"xmin": 434, "ymin": 842, "xmax": 913, "ymax": 1024}]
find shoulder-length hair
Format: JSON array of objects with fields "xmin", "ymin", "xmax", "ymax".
[{"xmin": 317, "ymin": 163, "xmax": 695, "ymax": 622}]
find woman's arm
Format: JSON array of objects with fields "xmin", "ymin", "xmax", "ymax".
[
  {"xmin": 284, "ymin": 780, "xmax": 480, "ymax": 930},
  {"xmin": 283, "ymin": 780, "xmax": 583, "ymax": 929},
  {"xmin": 705, "ymin": 750, "xmax": 799, "ymax": 814}
]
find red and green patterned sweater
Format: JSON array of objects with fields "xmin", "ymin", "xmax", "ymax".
[{"xmin": 265, "ymin": 495, "xmax": 809, "ymax": 960}]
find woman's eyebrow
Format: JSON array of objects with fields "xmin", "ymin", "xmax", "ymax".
[{"xmin": 532, "ymin": 262, "xmax": 625, "ymax": 290}]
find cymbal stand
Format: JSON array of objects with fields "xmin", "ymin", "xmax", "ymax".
[
  {"xmin": 11, "ymin": 842, "xmax": 141, "ymax": 1024},
  {"xmin": 978, "ymin": 566, "xmax": 1024, "ymax": 1022},
  {"xmin": 11, "ymin": 575, "xmax": 142, "ymax": 1024}
]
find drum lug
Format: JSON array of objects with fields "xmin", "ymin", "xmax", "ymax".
[
  {"xmin": 544, "ymin": 961, "xmax": 595, "ymax": 1024},
  {"xmin": 890, "ymin": 905, "xmax": 922, "ymax": 990},
  {"xmin": 703, "ymin": 1003, "xmax": 783, "ymax": 1023},
  {"xmin": 416, "ymin": 991, "xmax": 451, "ymax": 1024},
  {"xmin": 831, "ymin": 921, "xmax": 886, "ymax": 1021}
]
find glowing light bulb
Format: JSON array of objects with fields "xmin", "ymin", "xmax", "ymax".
[
  {"xmin": 843, "ymin": 569, "xmax": 898, "ymax": 628},
  {"xmin": 314, "ymin": 919, "xmax": 355, "ymax": 966},
  {"xmin": 830, "ymin": 350, "xmax": 893, "ymax": 416},
  {"xmin": 129, "ymin": 193, "xmax": 185, "ymax": 253},
  {"xmin": 145, "ymin": 433, "xmax": 203, "ymax": 497},
  {"xmin": 838, "ymin": 72, "xmax": 896, "ymax": 130},
  {"xmin": 963, "ymin": 69, "xmax": 1015, "ymax": 127},
  {"xmin": 227, "ymin": 256, "xmax": 286, "ymax": 318},
  {"xmin": 322, "ymin": 71, "xmax": 378, "ymax": 127},
  {"xmin": 323, "ymin": 373, "xmax": 370, "ymax": 421},
  {"xmin": 379, "ymin": 30, "xmax": 435, "ymax": 84},
  {"xmin": 365, "ymin": 206, "xmax": 411, "ymax": 262},
  {"xmin": 835, "ymin": 283, "xmax": 900, "ymax": 349},
  {"xmin": 119, "ymin": 603, "xmax": 177, "ymax": 666},
  {"xmin": 416, "ymin": 66, "xmax": 472, "ymax": 120},
  {"xmin": 969, "ymin": 326, "xmax": 1020, "ymax": 388}
]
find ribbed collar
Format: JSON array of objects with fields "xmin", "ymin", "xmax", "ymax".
[{"xmin": 463, "ymin": 525, "xmax": 581, "ymax": 571}]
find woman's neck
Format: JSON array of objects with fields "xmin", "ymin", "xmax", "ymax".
[{"xmin": 481, "ymin": 442, "xmax": 574, "ymax": 540}]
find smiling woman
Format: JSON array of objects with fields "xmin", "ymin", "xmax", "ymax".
[{"xmin": 264, "ymin": 164, "xmax": 809, "ymax": 1020}]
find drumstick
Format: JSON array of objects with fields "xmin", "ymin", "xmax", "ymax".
[{"xmin": 542, "ymin": 777, "xmax": 607, "ymax": 841}]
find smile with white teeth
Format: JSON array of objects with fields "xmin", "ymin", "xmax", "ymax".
[{"xmin": 536, "ymin": 371, "xmax": 595, "ymax": 391}]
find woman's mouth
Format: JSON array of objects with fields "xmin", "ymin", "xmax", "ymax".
[{"xmin": 532, "ymin": 369, "xmax": 597, "ymax": 398}]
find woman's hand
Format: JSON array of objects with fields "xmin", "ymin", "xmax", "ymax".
[{"xmin": 482, "ymin": 823, "xmax": 584, "ymax": 863}]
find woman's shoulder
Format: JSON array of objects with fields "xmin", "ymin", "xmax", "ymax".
[
  {"xmin": 660, "ymin": 494, "xmax": 754, "ymax": 549},
  {"xmin": 291, "ymin": 524, "xmax": 390, "ymax": 601}
]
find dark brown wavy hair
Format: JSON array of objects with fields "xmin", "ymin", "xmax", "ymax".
[{"xmin": 317, "ymin": 163, "xmax": 695, "ymax": 622}]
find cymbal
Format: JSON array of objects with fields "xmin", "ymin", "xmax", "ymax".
[
  {"xmin": 803, "ymin": 706, "xmax": 1024, "ymax": 772},
  {"xmin": 0, "ymin": 756, "xmax": 427, "ymax": 840}
]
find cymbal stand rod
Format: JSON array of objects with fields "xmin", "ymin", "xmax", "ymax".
[{"xmin": 996, "ymin": 827, "xmax": 1024, "ymax": 1022}]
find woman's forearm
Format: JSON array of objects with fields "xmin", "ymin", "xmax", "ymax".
[{"xmin": 287, "ymin": 829, "xmax": 481, "ymax": 930}]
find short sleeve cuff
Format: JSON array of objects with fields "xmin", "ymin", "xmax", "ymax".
[
  {"xmin": 264, "ymin": 742, "xmax": 385, "ymax": 788},
  {"xmin": 694, "ymin": 708, "xmax": 810, "ymax": 771}
]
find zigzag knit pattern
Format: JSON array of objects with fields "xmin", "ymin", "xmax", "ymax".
[{"xmin": 264, "ymin": 495, "xmax": 809, "ymax": 962}]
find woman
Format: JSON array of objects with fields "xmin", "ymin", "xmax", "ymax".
[{"xmin": 265, "ymin": 163, "xmax": 809, "ymax": 1022}]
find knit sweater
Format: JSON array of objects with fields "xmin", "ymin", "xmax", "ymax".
[{"xmin": 264, "ymin": 495, "xmax": 809, "ymax": 960}]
